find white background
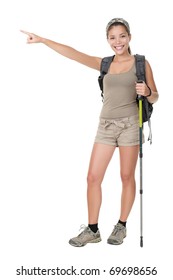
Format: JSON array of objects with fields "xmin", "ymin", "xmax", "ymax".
[{"xmin": 0, "ymin": 0, "xmax": 172, "ymax": 279}]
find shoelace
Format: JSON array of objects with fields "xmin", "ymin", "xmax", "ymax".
[
  {"xmin": 112, "ymin": 224, "xmax": 123, "ymax": 234},
  {"xmin": 78, "ymin": 224, "xmax": 88, "ymax": 236},
  {"xmin": 79, "ymin": 224, "xmax": 87, "ymax": 231}
]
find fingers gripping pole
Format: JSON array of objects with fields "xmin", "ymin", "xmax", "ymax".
[{"xmin": 139, "ymin": 98, "xmax": 143, "ymax": 247}]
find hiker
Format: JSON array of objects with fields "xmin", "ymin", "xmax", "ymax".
[{"xmin": 21, "ymin": 18, "xmax": 158, "ymax": 246}]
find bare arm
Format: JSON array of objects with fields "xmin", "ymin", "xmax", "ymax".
[{"xmin": 20, "ymin": 30, "xmax": 101, "ymax": 71}]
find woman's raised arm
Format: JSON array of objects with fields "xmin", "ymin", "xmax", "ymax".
[{"xmin": 20, "ymin": 30, "xmax": 101, "ymax": 71}]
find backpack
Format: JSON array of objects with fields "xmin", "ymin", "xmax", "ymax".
[{"xmin": 98, "ymin": 54, "xmax": 153, "ymax": 143}]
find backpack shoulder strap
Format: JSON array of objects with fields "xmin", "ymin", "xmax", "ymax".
[
  {"xmin": 100, "ymin": 55, "xmax": 115, "ymax": 75},
  {"xmin": 135, "ymin": 54, "xmax": 146, "ymax": 82},
  {"xmin": 98, "ymin": 55, "xmax": 115, "ymax": 94}
]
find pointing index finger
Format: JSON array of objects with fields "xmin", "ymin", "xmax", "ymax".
[{"xmin": 20, "ymin": 30, "xmax": 31, "ymax": 36}]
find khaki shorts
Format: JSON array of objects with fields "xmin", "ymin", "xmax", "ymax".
[{"xmin": 95, "ymin": 114, "xmax": 145, "ymax": 147}]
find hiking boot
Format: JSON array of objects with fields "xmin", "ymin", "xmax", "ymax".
[
  {"xmin": 107, "ymin": 223, "xmax": 126, "ymax": 245},
  {"xmin": 69, "ymin": 225, "xmax": 101, "ymax": 247}
]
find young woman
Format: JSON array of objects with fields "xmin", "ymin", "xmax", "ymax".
[{"xmin": 21, "ymin": 18, "xmax": 158, "ymax": 247}]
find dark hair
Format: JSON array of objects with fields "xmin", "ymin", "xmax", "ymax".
[{"xmin": 106, "ymin": 21, "xmax": 131, "ymax": 54}]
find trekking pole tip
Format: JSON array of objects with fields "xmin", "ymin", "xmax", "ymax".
[{"xmin": 140, "ymin": 236, "xmax": 143, "ymax": 247}]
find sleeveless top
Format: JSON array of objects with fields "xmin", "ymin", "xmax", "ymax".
[{"xmin": 100, "ymin": 63, "xmax": 138, "ymax": 119}]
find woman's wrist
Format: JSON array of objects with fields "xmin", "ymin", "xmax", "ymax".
[
  {"xmin": 40, "ymin": 37, "xmax": 47, "ymax": 44},
  {"xmin": 146, "ymin": 85, "xmax": 152, "ymax": 97}
]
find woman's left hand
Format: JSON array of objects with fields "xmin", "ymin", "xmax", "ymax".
[{"xmin": 135, "ymin": 81, "xmax": 150, "ymax": 97}]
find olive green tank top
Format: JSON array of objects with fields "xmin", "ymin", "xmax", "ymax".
[{"xmin": 100, "ymin": 63, "xmax": 138, "ymax": 119}]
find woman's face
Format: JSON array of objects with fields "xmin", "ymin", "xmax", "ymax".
[{"xmin": 107, "ymin": 25, "xmax": 131, "ymax": 55}]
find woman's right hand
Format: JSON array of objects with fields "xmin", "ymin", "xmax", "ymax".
[{"xmin": 20, "ymin": 30, "xmax": 43, "ymax": 44}]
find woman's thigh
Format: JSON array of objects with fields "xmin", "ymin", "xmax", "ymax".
[
  {"xmin": 87, "ymin": 143, "xmax": 116, "ymax": 183},
  {"xmin": 119, "ymin": 145, "xmax": 139, "ymax": 179}
]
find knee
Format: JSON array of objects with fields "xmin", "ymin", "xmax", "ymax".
[
  {"xmin": 87, "ymin": 172, "xmax": 101, "ymax": 186},
  {"xmin": 120, "ymin": 171, "xmax": 134, "ymax": 184}
]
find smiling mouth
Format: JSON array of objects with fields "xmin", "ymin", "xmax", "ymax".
[{"xmin": 115, "ymin": 45, "xmax": 124, "ymax": 50}]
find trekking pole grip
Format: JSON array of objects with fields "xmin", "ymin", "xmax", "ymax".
[{"xmin": 137, "ymin": 80, "xmax": 144, "ymax": 101}]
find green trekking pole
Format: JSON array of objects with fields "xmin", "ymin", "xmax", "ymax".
[{"xmin": 138, "ymin": 92, "xmax": 144, "ymax": 248}]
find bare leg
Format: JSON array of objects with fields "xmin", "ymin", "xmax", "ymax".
[
  {"xmin": 87, "ymin": 143, "xmax": 116, "ymax": 224},
  {"xmin": 119, "ymin": 145, "xmax": 139, "ymax": 222}
]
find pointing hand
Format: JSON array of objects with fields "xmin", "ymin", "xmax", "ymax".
[{"xmin": 20, "ymin": 30, "xmax": 42, "ymax": 43}]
